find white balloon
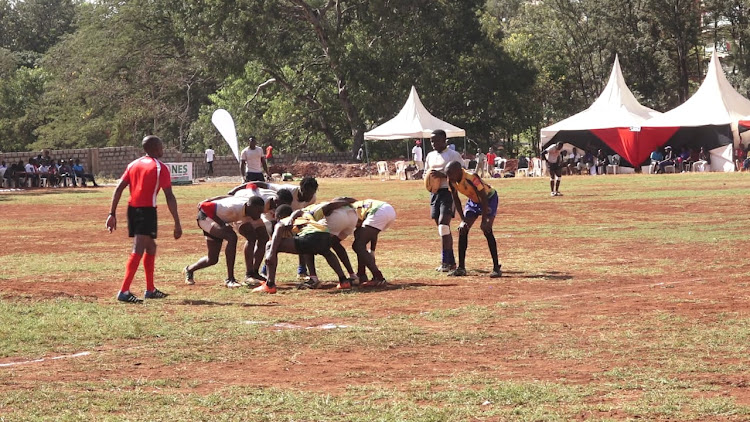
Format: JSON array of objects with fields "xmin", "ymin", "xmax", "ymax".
[{"xmin": 211, "ymin": 109, "xmax": 240, "ymax": 162}]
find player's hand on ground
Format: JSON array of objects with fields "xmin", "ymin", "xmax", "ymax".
[{"xmin": 106, "ymin": 215, "xmax": 117, "ymax": 233}]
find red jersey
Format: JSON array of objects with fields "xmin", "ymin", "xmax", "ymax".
[
  {"xmin": 121, "ymin": 156, "xmax": 172, "ymax": 208},
  {"xmin": 486, "ymin": 153, "xmax": 496, "ymax": 166},
  {"xmin": 265, "ymin": 145, "xmax": 273, "ymax": 159}
]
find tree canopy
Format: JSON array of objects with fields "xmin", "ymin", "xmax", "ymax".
[{"xmin": 1, "ymin": 0, "xmax": 748, "ymax": 158}]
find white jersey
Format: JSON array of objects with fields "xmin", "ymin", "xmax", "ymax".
[
  {"xmin": 205, "ymin": 148, "xmax": 215, "ymax": 162},
  {"xmin": 268, "ymin": 183, "xmax": 317, "ymax": 210},
  {"xmin": 545, "ymin": 145, "xmax": 563, "ymax": 164},
  {"xmin": 424, "ymin": 148, "xmax": 464, "ymax": 190},
  {"xmin": 412, "ymin": 145, "xmax": 423, "ymax": 162},
  {"xmin": 213, "ymin": 196, "xmax": 251, "ymax": 223},
  {"xmin": 240, "ymin": 146, "xmax": 264, "ymax": 173}
]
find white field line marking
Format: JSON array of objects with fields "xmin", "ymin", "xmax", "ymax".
[
  {"xmin": 530, "ymin": 278, "xmax": 705, "ymax": 303},
  {"xmin": 0, "ymin": 351, "xmax": 91, "ymax": 368}
]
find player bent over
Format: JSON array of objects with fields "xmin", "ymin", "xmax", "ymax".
[
  {"xmin": 301, "ymin": 198, "xmax": 360, "ymax": 289},
  {"xmin": 228, "ymin": 183, "xmax": 293, "ymax": 285},
  {"xmin": 253, "ymin": 205, "xmax": 348, "ymax": 294},
  {"xmin": 445, "ymin": 161, "xmax": 501, "ymax": 278},
  {"xmin": 184, "ymin": 196, "xmax": 266, "ymax": 288},
  {"xmin": 230, "ymin": 177, "xmax": 319, "ymax": 280},
  {"xmin": 352, "ymin": 199, "xmax": 397, "ymax": 287}
]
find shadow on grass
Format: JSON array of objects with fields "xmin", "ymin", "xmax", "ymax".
[
  {"xmin": 326, "ymin": 282, "xmax": 460, "ymax": 294},
  {"xmin": 176, "ymin": 299, "xmax": 279, "ymax": 307}
]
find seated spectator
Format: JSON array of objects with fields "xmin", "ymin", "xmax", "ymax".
[
  {"xmin": 595, "ymin": 149, "xmax": 608, "ymax": 175},
  {"xmin": 38, "ymin": 161, "xmax": 53, "ymax": 187},
  {"xmin": 24, "ymin": 158, "xmax": 39, "ymax": 187},
  {"xmin": 57, "ymin": 159, "xmax": 77, "ymax": 187},
  {"xmin": 517, "ymin": 155, "xmax": 529, "ymax": 170},
  {"xmin": 693, "ymin": 147, "xmax": 710, "ymax": 172},
  {"xmin": 676, "ymin": 147, "xmax": 691, "ymax": 172},
  {"xmin": 560, "ymin": 150, "xmax": 570, "ymax": 175},
  {"xmin": 687, "ymin": 147, "xmax": 700, "ymax": 172},
  {"xmin": 580, "ymin": 150, "xmax": 595, "ymax": 175},
  {"xmin": 743, "ymin": 150, "xmax": 750, "ymax": 171},
  {"xmin": 72, "ymin": 158, "xmax": 100, "ymax": 187},
  {"xmin": 649, "ymin": 148, "xmax": 664, "ymax": 174},
  {"xmin": 736, "ymin": 143, "xmax": 747, "ymax": 171},
  {"xmin": 658, "ymin": 146, "xmax": 675, "ymax": 173},
  {"xmin": 567, "ymin": 148, "xmax": 578, "ymax": 174},
  {"xmin": 11, "ymin": 160, "xmax": 26, "ymax": 188},
  {"xmin": 0, "ymin": 161, "xmax": 6, "ymax": 184}
]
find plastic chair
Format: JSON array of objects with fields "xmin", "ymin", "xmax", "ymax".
[
  {"xmin": 394, "ymin": 161, "xmax": 407, "ymax": 180},
  {"xmin": 606, "ymin": 155, "xmax": 620, "ymax": 174},
  {"xmin": 376, "ymin": 161, "xmax": 390, "ymax": 180}
]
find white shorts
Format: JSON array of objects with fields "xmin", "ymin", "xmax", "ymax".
[
  {"xmin": 324, "ymin": 207, "xmax": 358, "ymax": 240},
  {"xmin": 198, "ymin": 217, "xmax": 222, "ymax": 237},
  {"xmin": 362, "ymin": 203, "xmax": 396, "ymax": 232}
]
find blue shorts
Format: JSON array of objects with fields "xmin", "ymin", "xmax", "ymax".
[{"xmin": 465, "ymin": 193, "xmax": 498, "ymax": 218}]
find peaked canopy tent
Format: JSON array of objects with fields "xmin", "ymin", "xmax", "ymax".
[
  {"xmin": 364, "ymin": 86, "xmax": 466, "ymax": 141},
  {"xmin": 641, "ymin": 51, "xmax": 750, "ymax": 172},
  {"xmin": 363, "ymin": 86, "xmax": 466, "ymax": 174},
  {"xmin": 540, "ymin": 55, "xmax": 670, "ymax": 167}
]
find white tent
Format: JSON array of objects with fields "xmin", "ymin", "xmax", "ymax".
[
  {"xmin": 539, "ymin": 55, "xmax": 665, "ymax": 166},
  {"xmin": 540, "ymin": 55, "xmax": 661, "ymax": 144},
  {"xmin": 643, "ymin": 51, "xmax": 750, "ymax": 171},
  {"xmin": 364, "ymin": 86, "xmax": 466, "ymax": 140}
]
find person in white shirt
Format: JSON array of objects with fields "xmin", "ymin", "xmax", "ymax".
[
  {"xmin": 412, "ymin": 140, "xmax": 424, "ymax": 170},
  {"xmin": 205, "ymin": 146, "xmax": 215, "ymax": 176},
  {"xmin": 424, "ymin": 129, "xmax": 465, "ymax": 273},
  {"xmin": 542, "ymin": 142, "xmax": 564, "ymax": 197},
  {"xmin": 239, "ymin": 136, "xmax": 269, "ymax": 182}
]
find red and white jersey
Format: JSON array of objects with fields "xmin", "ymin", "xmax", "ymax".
[
  {"xmin": 201, "ymin": 196, "xmax": 250, "ymax": 223},
  {"xmin": 122, "ymin": 156, "xmax": 172, "ymax": 208}
]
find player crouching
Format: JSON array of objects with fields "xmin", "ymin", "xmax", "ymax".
[
  {"xmin": 352, "ymin": 199, "xmax": 397, "ymax": 287},
  {"xmin": 253, "ymin": 204, "xmax": 348, "ymax": 294},
  {"xmin": 184, "ymin": 196, "xmax": 266, "ymax": 288},
  {"xmin": 445, "ymin": 161, "xmax": 502, "ymax": 278}
]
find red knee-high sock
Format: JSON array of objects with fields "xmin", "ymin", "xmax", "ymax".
[
  {"xmin": 144, "ymin": 253, "xmax": 156, "ymax": 292},
  {"xmin": 120, "ymin": 253, "xmax": 143, "ymax": 293}
]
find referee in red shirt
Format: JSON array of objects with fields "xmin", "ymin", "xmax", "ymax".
[{"xmin": 106, "ymin": 135, "xmax": 182, "ymax": 303}]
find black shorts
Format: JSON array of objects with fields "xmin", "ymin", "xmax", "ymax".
[
  {"xmin": 430, "ymin": 188, "xmax": 454, "ymax": 220},
  {"xmin": 128, "ymin": 206, "xmax": 157, "ymax": 238},
  {"xmin": 245, "ymin": 172, "xmax": 265, "ymax": 182},
  {"xmin": 294, "ymin": 232, "xmax": 331, "ymax": 255},
  {"xmin": 548, "ymin": 162, "xmax": 562, "ymax": 178}
]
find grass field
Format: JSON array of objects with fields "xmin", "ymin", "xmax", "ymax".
[{"xmin": 2, "ymin": 172, "xmax": 750, "ymax": 421}]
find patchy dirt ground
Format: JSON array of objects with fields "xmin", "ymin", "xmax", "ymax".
[{"xmin": 2, "ymin": 175, "xmax": 750, "ymax": 419}]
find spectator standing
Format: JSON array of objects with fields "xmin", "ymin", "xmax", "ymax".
[
  {"xmin": 240, "ymin": 136, "xmax": 269, "ymax": 182},
  {"xmin": 412, "ymin": 140, "xmax": 424, "ymax": 171},
  {"xmin": 205, "ymin": 145, "xmax": 215, "ymax": 176},
  {"xmin": 486, "ymin": 147, "xmax": 497, "ymax": 177},
  {"xmin": 265, "ymin": 143, "xmax": 274, "ymax": 165},
  {"xmin": 475, "ymin": 148, "xmax": 486, "ymax": 177},
  {"xmin": 106, "ymin": 135, "xmax": 182, "ymax": 304}
]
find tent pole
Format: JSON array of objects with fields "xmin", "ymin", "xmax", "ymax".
[{"xmin": 365, "ymin": 140, "xmax": 371, "ymax": 180}]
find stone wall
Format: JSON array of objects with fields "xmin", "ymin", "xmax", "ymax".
[{"xmin": 0, "ymin": 147, "xmax": 355, "ymax": 179}]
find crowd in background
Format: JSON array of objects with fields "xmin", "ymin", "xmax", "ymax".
[{"xmin": 0, "ymin": 151, "xmax": 99, "ymax": 189}]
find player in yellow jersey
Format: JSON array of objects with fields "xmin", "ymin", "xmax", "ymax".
[
  {"xmin": 352, "ymin": 199, "xmax": 397, "ymax": 286},
  {"xmin": 445, "ymin": 161, "xmax": 501, "ymax": 278},
  {"xmin": 253, "ymin": 204, "xmax": 348, "ymax": 293},
  {"xmin": 301, "ymin": 198, "xmax": 359, "ymax": 289}
]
